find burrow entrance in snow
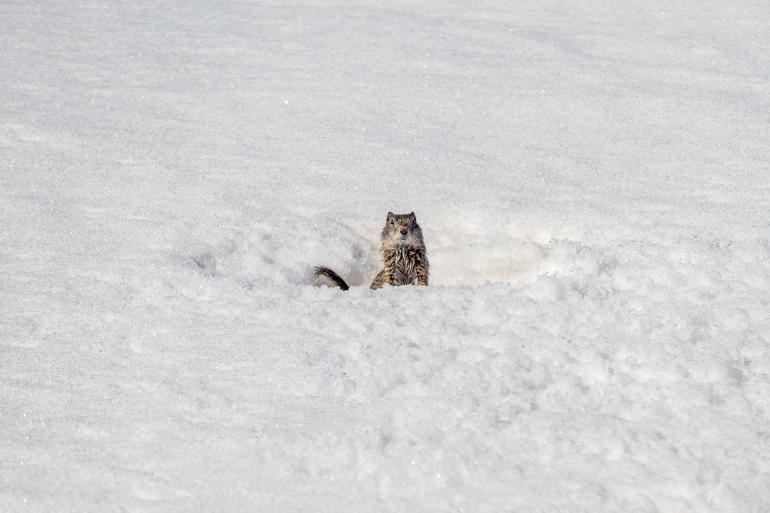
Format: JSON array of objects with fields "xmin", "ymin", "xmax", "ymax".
[
  {"xmin": 183, "ymin": 215, "xmax": 614, "ymax": 290},
  {"xmin": 313, "ymin": 215, "xmax": 614, "ymax": 289}
]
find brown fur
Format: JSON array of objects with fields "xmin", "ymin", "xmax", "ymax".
[
  {"xmin": 313, "ymin": 211, "xmax": 429, "ymax": 291},
  {"xmin": 369, "ymin": 211, "xmax": 428, "ymax": 289}
]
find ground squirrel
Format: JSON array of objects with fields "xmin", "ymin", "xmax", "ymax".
[{"xmin": 313, "ymin": 211, "xmax": 429, "ymax": 290}]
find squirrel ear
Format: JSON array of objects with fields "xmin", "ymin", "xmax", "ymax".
[
  {"xmin": 387, "ymin": 211, "xmax": 394, "ymax": 219},
  {"xmin": 409, "ymin": 212, "xmax": 415, "ymax": 219}
]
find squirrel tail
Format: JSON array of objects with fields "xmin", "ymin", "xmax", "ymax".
[{"xmin": 312, "ymin": 266, "xmax": 350, "ymax": 291}]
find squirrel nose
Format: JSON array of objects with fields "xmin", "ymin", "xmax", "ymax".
[{"xmin": 400, "ymin": 228, "xmax": 408, "ymax": 235}]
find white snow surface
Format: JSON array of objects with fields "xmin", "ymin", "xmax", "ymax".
[{"xmin": 2, "ymin": 1, "xmax": 770, "ymax": 512}]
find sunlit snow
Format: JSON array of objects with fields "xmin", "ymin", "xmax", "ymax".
[{"xmin": 2, "ymin": 1, "xmax": 769, "ymax": 512}]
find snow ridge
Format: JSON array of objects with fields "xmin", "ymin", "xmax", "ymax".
[{"xmin": 2, "ymin": 0, "xmax": 769, "ymax": 512}]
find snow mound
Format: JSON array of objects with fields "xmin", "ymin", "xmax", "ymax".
[{"xmin": 3, "ymin": 0, "xmax": 770, "ymax": 511}]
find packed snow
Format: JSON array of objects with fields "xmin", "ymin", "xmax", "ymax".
[{"xmin": 2, "ymin": 0, "xmax": 769, "ymax": 512}]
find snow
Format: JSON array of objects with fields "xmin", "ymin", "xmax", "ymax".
[{"xmin": 2, "ymin": 0, "xmax": 769, "ymax": 512}]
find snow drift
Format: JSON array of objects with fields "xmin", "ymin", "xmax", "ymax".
[{"xmin": 1, "ymin": 1, "xmax": 769, "ymax": 512}]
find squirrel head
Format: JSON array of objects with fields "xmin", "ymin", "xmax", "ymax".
[{"xmin": 382, "ymin": 211, "xmax": 423, "ymax": 247}]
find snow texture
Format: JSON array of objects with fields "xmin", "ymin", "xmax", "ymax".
[{"xmin": 2, "ymin": 1, "xmax": 770, "ymax": 512}]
